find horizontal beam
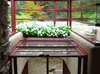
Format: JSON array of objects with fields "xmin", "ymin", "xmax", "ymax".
[
  {"xmin": 72, "ymin": 18, "xmax": 96, "ymax": 20},
  {"xmin": 8, "ymin": 0, "xmax": 69, "ymax": 1},
  {"xmin": 56, "ymin": 9, "xmax": 68, "ymax": 12},
  {"xmin": 16, "ymin": 51, "xmax": 78, "ymax": 52},
  {"xmin": 16, "ymin": 9, "xmax": 68, "ymax": 12},
  {"xmin": 16, "ymin": 19, "xmax": 53, "ymax": 20},
  {"xmin": 72, "ymin": 8, "xmax": 96, "ymax": 11},
  {"xmin": 16, "ymin": 46, "xmax": 78, "ymax": 48},
  {"xmin": 16, "ymin": 18, "xmax": 69, "ymax": 21},
  {"xmin": 56, "ymin": 18, "xmax": 68, "ymax": 21},
  {"xmin": 72, "ymin": 4, "xmax": 96, "ymax": 10},
  {"xmin": 16, "ymin": 9, "xmax": 54, "ymax": 11},
  {"xmin": 20, "ymin": 39, "xmax": 73, "ymax": 42}
]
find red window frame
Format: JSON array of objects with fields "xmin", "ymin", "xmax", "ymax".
[{"xmin": 10, "ymin": 0, "xmax": 72, "ymax": 32}]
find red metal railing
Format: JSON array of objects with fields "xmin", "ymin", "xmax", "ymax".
[{"xmin": 11, "ymin": 0, "xmax": 69, "ymax": 32}]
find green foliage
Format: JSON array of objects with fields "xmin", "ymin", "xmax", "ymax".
[
  {"xmin": 72, "ymin": 11, "xmax": 81, "ymax": 18},
  {"xmin": 72, "ymin": 1, "xmax": 80, "ymax": 8},
  {"xmin": 8, "ymin": 8, "xmax": 11, "ymax": 25},
  {"xmin": 8, "ymin": 9, "xmax": 32, "ymax": 25},
  {"xmin": 15, "ymin": 1, "xmax": 25, "ymax": 15},
  {"xmin": 16, "ymin": 12, "xmax": 32, "ymax": 25},
  {"xmin": 15, "ymin": 1, "xmax": 25, "ymax": 9},
  {"xmin": 20, "ymin": 1, "xmax": 48, "ymax": 19},
  {"xmin": 56, "ymin": 12, "xmax": 67, "ymax": 18}
]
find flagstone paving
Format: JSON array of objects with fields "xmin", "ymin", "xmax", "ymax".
[{"xmin": 28, "ymin": 57, "xmax": 63, "ymax": 74}]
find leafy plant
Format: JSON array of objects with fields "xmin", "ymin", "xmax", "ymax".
[
  {"xmin": 16, "ymin": 21, "xmax": 72, "ymax": 38},
  {"xmin": 21, "ymin": 1, "xmax": 48, "ymax": 19},
  {"xmin": 16, "ymin": 12, "xmax": 32, "ymax": 25}
]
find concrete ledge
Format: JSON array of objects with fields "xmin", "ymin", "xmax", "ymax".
[
  {"xmin": 9, "ymin": 32, "xmax": 23, "ymax": 50},
  {"xmin": 67, "ymin": 32, "xmax": 100, "ymax": 74},
  {"xmin": 70, "ymin": 32, "xmax": 94, "ymax": 53},
  {"xmin": 9, "ymin": 32, "xmax": 28, "ymax": 74},
  {"xmin": 96, "ymin": 27, "xmax": 100, "ymax": 41}
]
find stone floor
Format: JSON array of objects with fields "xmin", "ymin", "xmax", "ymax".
[{"xmin": 28, "ymin": 57, "xmax": 63, "ymax": 74}]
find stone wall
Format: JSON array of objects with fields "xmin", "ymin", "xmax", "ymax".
[{"xmin": 0, "ymin": 0, "xmax": 10, "ymax": 74}]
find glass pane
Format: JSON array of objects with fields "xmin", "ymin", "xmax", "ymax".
[
  {"xmin": 14, "ymin": 51, "xmax": 81, "ymax": 56},
  {"xmin": 28, "ymin": 57, "xmax": 46, "ymax": 74},
  {"xmin": 96, "ymin": 26, "xmax": 100, "ymax": 43},
  {"xmin": 15, "ymin": 1, "xmax": 54, "ymax": 9},
  {"xmin": 16, "ymin": 11, "xmax": 50, "ymax": 19},
  {"xmin": 43, "ymin": 1, "xmax": 54, "ymax": 9},
  {"xmin": 72, "ymin": 11, "xmax": 81, "ymax": 18},
  {"xmin": 44, "ymin": 11, "xmax": 54, "ymax": 19},
  {"xmin": 72, "ymin": 1, "xmax": 80, "ymax": 8},
  {"xmin": 72, "ymin": 21, "xmax": 96, "ymax": 42},
  {"xmin": 49, "ymin": 57, "xmax": 63, "ymax": 73},
  {"xmin": 56, "ymin": 1, "xmax": 67, "ymax": 9},
  {"xmin": 82, "ymin": 1, "xmax": 96, "ymax": 6},
  {"xmin": 56, "ymin": 21, "xmax": 67, "ymax": 26},
  {"xmin": 82, "ymin": 7, "xmax": 96, "ymax": 24},
  {"xmin": 20, "ymin": 42, "xmax": 73, "ymax": 46},
  {"xmin": 96, "ymin": 5, "xmax": 100, "ymax": 24},
  {"xmin": 17, "ymin": 48, "xmax": 77, "ymax": 51},
  {"xmin": 72, "ymin": 1, "xmax": 100, "ymax": 44},
  {"xmin": 56, "ymin": 12, "xmax": 67, "ymax": 18}
]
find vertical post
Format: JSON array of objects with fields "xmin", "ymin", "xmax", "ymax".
[
  {"xmin": 83, "ymin": 56, "xmax": 88, "ymax": 74},
  {"xmin": 54, "ymin": 1, "xmax": 56, "ymax": 26},
  {"xmin": 78, "ymin": 57, "xmax": 81, "ymax": 74},
  {"xmin": 80, "ymin": 1, "xmax": 83, "ymax": 21},
  {"xmin": 11, "ymin": 0, "xmax": 16, "ymax": 32},
  {"xmin": 46, "ymin": 55, "xmax": 49, "ymax": 74},
  {"xmin": 14, "ymin": 57, "xmax": 18, "ymax": 74},
  {"xmin": 67, "ymin": 1, "xmax": 69, "ymax": 26},
  {"xmin": 9, "ymin": 58, "xmax": 12, "ymax": 74},
  {"xmin": 69, "ymin": 0, "xmax": 72, "ymax": 27}
]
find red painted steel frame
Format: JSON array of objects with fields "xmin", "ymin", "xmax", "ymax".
[
  {"xmin": 67, "ymin": 1, "xmax": 69, "ymax": 26},
  {"xmin": 11, "ymin": 0, "xmax": 16, "ymax": 32},
  {"xmin": 16, "ymin": 18, "xmax": 53, "ymax": 20},
  {"xmin": 72, "ymin": 4, "xmax": 96, "ymax": 10},
  {"xmin": 11, "ymin": 1, "xmax": 69, "ymax": 31},
  {"xmin": 9, "ymin": 38, "xmax": 87, "ymax": 56},
  {"xmin": 71, "ymin": 41, "xmax": 88, "ymax": 55},
  {"xmin": 16, "ymin": 9, "xmax": 68, "ymax": 12},
  {"xmin": 54, "ymin": 1, "xmax": 56, "ymax": 26},
  {"xmin": 16, "ymin": 46, "xmax": 78, "ymax": 48},
  {"xmin": 16, "ymin": 9, "xmax": 54, "ymax": 11},
  {"xmin": 8, "ymin": 0, "xmax": 69, "ymax": 1},
  {"xmin": 80, "ymin": 1, "xmax": 83, "ymax": 21},
  {"xmin": 69, "ymin": 0, "xmax": 72, "ymax": 27},
  {"xmin": 20, "ymin": 39, "xmax": 73, "ymax": 42}
]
